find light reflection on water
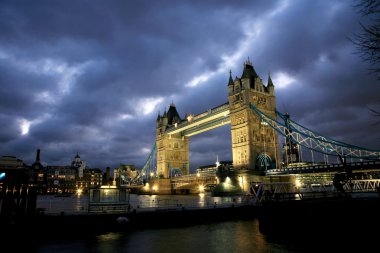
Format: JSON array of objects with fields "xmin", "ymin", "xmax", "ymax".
[
  {"xmin": 37, "ymin": 193, "xmax": 244, "ymax": 214},
  {"xmin": 33, "ymin": 219, "xmax": 297, "ymax": 253}
]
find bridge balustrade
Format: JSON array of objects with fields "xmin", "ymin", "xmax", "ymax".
[
  {"xmin": 343, "ymin": 179, "xmax": 380, "ymax": 192},
  {"xmin": 170, "ymin": 172, "xmax": 217, "ymax": 189},
  {"xmin": 266, "ymin": 161, "xmax": 380, "ymax": 175},
  {"xmin": 249, "ymin": 179, "xmax": 380, "ymax": 205}
]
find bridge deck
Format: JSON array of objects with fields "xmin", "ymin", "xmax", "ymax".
[
  {"xmin": 165, "ymin": 103, "xmax": 230, "ymax": 136},
  {"xmin": 266, "ymin": 161, "xmax": 380, "ymax": 175}
]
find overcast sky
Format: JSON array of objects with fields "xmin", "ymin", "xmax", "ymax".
[{"xmin": 0, "ymin": 0, "xmax": 379, "ymax": 171}]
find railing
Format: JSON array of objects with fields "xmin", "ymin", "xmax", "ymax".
[
  {"xmin": 88, "ymin": 202, "xmax": 130, "ymax": 213},
  {"xmin": 130, "ymin": 195, "xmax": 250, "ymax": 212},
  {"xmin": 170, "ymin": 172, "xmax": 217, "ymax": 189},
  {"xmin": 266, "ymin": 160, "xmax": 380, "ymax": 175},
  {"xmin": 165, "ymin": 103, "xmax": 229, "ymax": 134},
  {"xmin": 343, "ymin": 179, "xmax": 380, "ymax": 192},
  {"xmin": 249, "ymin": 180, "xmax": 380, "ymax": 205}
]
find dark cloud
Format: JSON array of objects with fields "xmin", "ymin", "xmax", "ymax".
[{"xmin": 0, "ymin": 0, "xmax": 379, "ymax": 171}]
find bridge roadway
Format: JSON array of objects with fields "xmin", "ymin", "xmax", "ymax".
[
  {"xmin": 165, "ymin": 102, "xmax": 230, "ymax": 137},
  {"xmin": 266, "ymin": 160, "xmax": 380, "ymax": 175},
  {"xmin": 170, "ymin": 172, "xmax": 217, "ymax": 190},
  {"xmin": 124, "ymin": 161, "xmax": 380, "ymax": 194}
]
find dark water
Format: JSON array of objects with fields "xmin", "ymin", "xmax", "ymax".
[
  {"xmin": 23, "ymin": 219, "xmax": 302, "ymax": 253},
  {"xmin": 9, "ymin": 194, "xmax": 378, "ymax": 253}
]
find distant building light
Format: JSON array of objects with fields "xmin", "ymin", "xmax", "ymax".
[{"xmin": 187, "ymin": 114, "xmax": 194, "ymax": 123}]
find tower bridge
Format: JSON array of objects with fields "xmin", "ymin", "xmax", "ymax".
[
  {"xmin": 134, "ymin": 59, "xmax": 380, "ymax": 195},
  {"xmin": 155, "ymin": 59, "xmax": 279, "ymax": 180}
]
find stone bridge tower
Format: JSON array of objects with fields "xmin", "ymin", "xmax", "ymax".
[
  {"xmin": 156, "ymin": 102, "xmax": 189, "ymax": 178},
  {"xmin": 228, "ymin": 59, "xmax": 280, "ymax": 171}
]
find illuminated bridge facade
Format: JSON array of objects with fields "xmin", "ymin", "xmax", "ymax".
[{"xmin": 155, "ymin": 59, "xmax": 280, "ymax": 178}]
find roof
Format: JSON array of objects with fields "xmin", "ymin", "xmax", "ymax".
[
  {"xmin": 267, "ymin": 72, "xmax": 274, "ymax": 87},
  {"xmin": 241, "ymin": 61, "xmax": 258, "ymax": 80},
  {"xmin": 166, "ymin": 103, "xmax": 181, "ymax": 125},
  {"xmin": 241, "ymin": 60, "xmax": 259, "ymax": 89}
]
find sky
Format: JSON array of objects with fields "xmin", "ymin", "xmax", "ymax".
[{"xmin": 0, "ymin": 0, "xmax": 379, "ymax": 171}]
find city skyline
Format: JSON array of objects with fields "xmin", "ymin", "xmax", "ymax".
[{"xmin": 0, "ymin": 0, "xmax": 379, "ymax": 170}]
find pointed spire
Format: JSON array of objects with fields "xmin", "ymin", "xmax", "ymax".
[
  {"xmin": 163, "ymin": 107, "xmax": 167, "ymax": 117},
  {"xmin": 36, "ymin": 149, "xmax": 41, "ymax": 162},
  {"xmin": 267, "ymin": 71, "xmax": 274, "ymax": 87},
  {"xmin": 241, "ymin": 57, "xmax": 258, "ymax": 79},
  {"xmin": 156, "ymin": 111, "xmax": 161, "ymax": 122},
  {"xmin": 170, "ymin": 100, "xmax": 175, "ymax": 107},
  {"xmin": 228, "ymin": 70, "xmax": 234, "ymax": 86}
]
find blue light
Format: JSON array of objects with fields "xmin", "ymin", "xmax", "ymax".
[{"xmin": 0, "ymin": 172, "xmax": 5, "ymax": 179}]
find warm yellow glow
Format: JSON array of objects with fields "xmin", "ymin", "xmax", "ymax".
[
  {"xmin": 150, "ymin": 172, "xmax": 154, "ymax": 177},
  {"xmin": 199, "ymin": 185, "xmax": 205, "ymax": 193},
  {"xmin": 101, "ymin": 185, "xmax": 117, "ymax": 189},
  {"xmin": 152, "ymin": 185, "xmax": 158, "ymax": 192},
  {"xmin": 197, "ymin": 172, "xmax": 200, "ymax": 177},
  {"xmin": 225, "ymin": 177, "xmax": 231, "ymax": 184},
  {"xmin": 76, "ymin": 188, "xmax": 83, "ymax": 195},
  {"xmin": 239, "ymin": 176, "xmax": 244, "ymax": 186},
  {"xmin": 187, "ymin": 114, "xmax": 194, "ymax": 122},
  {"xmin": 295, "ymin": 179, "xmax": 302, "ymax": 188}
]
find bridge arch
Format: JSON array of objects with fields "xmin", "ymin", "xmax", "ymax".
[{"xmin": 256, "ymin": 153, "xmax": 273, "ymax": 170}]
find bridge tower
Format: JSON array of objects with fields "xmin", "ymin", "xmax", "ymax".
[
  {"xmin": 156, "ymin": 102, "xmax": 190, "ymax": 178},
  {"xmin": 228, "ymin": 59, "xmax": 280, "ymax": 171}
]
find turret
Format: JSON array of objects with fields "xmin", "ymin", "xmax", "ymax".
[
  {"xmin": 162, "ymin": 108, "xmax": 168, "ymax": 126},
  {"xmin": 234, "ymin": 76, "xmax": 241, "ymax": 93},
  {"xmin": 267, "ymin": 72, "xmax": 275, "ymax": 94},
  {"xmin": 166, "ymin": 102, "xmax": 181, "ymax": 125},
  {"xmin": 241, "ymin": 58, "xmax": 258, "ymax": 89},
  {"xmin": 156, "ymin": 112, "xmax": 161, "ymax": 128},
  {"xmin": 228, "ymin": 70, "xmax": 234, "ymax": 95}
]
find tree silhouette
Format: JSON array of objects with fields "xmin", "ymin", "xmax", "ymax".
[
  {"xmin": 352, "ymin": 0, "xmax": 380, "ymax": 79},
  {"xmin": 352, "ymin": 1, "xmax": 380, "ymax": 124}
]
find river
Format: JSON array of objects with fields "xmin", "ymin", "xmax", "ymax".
[{"xmin": 7, "ymin": 193, "xmax": 377, "ymax": 252}]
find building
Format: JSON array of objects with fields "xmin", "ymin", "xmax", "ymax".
[
  {"xmin": 46, "ymin": 166, "xmax": 77, "ymax": 194},
  {"xmin": 71, "ymin": 152, "xmax": 86, "ymax": 179},
  {"xmin": 30, "ymin": 149, "xmax": 47, "ymax": 193},
  {"xmin": 76, "ymin": 168, "xmax": 103, "ymax": 192},
  {"xmin": 156, "ymin": 102, "xmax": 190, "ymax": 178},
  {"xmin": 227, "ymin": 60, "xmax": 280, "ymax": 171},
  {"xmin": 155, "ymin": 60, "xmax": 280, "ymax": 175},
  {"xmin": 0, "ymin": 155, "xmax": 36, "ymax": 217}
]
